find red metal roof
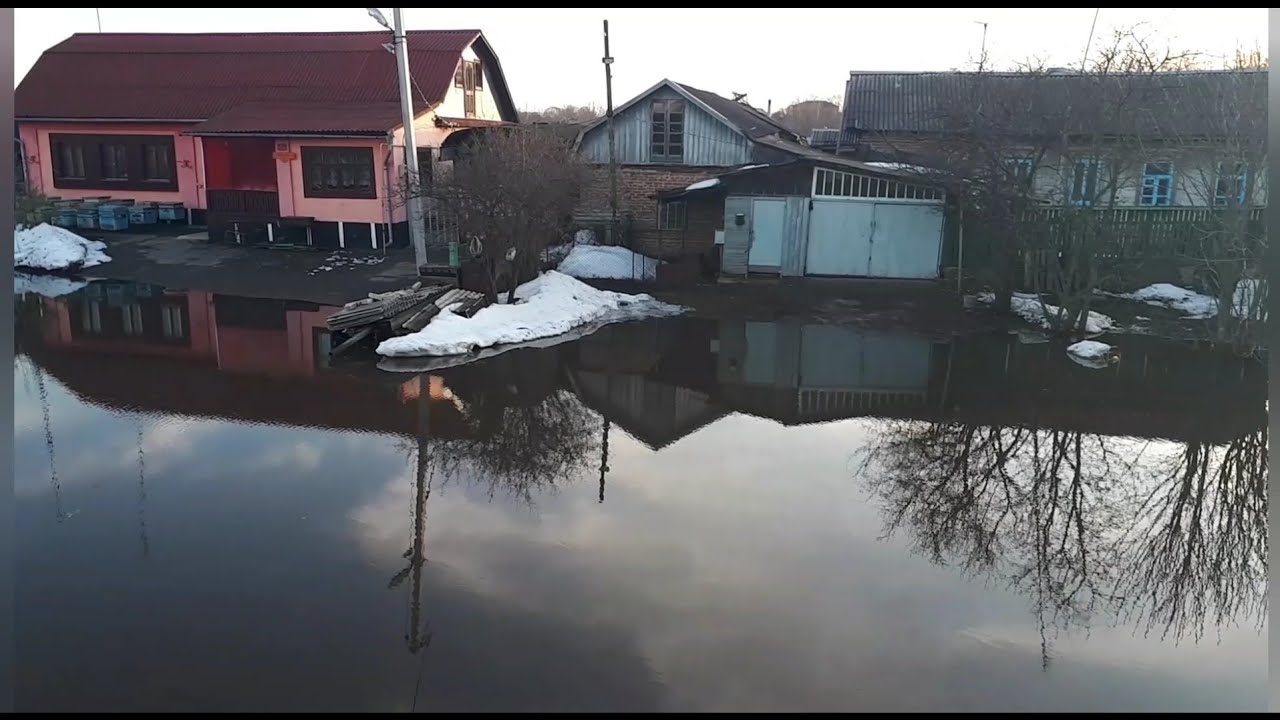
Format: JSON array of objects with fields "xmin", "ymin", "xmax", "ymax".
[
  {"xmin": 185, "ymin": 101, "xmax": 408, "ymax": 136},
  {"xmin": 15, "ymin": 30, "xmax": 482, "ymax": 124}
]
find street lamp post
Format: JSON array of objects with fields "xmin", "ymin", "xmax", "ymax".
[{"xmin": 368, "ymin": 8, "xmax": 429, "ymax": 273}]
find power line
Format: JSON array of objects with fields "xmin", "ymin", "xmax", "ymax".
[{"xmin": 1081, "ymin": 8, "xmax": 1101, "ymax": 72}]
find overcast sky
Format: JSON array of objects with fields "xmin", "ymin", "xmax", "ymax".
[{"xmin": 13, "ymin": 8, "xmax": 1267, "ymax": 111}]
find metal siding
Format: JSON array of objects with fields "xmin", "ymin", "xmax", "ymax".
[
  {"xmin": 721, "ymin": 195, "xmax": 752, "ymax": 274},
  {"xmin": 580, "ymin": 86, "xmax": 752, "ymax": 166},
  {"xmin": 805, "ymin": 200, "xmax": 876, "ymax": 276},
  {"xmin": 780, "ymin": 197, "xmax": 809, "ymax": 276},
  {"xmin": 867, "ymin": 202, "xmax": 945, "ymax": 278}
]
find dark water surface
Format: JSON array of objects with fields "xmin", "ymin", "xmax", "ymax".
[{"xmin": 13, "ymin": 281, "xmax": 1268, "ymax": 712}]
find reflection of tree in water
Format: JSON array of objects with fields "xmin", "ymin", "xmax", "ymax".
[
  {"xmin": 1115, "ymin": 427, "xmax": 1268, "ymax": 641},
  {"xmin": 433, "ymin": 387, "xmax": 601, "ymax": 503},
  {"xmin": 858, "ymin": 420, "xmax": 1266, "ymax": 661}
]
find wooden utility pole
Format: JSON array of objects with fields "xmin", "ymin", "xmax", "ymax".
[{"xmin": 603, "ymin": 20, "xmax": 618, "ymax": 236}]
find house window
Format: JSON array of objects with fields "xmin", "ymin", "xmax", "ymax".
[
  {"xmin": 659, "ymin": 200, "xmax": 686, "ymax": 230},
  {"xmin": 650, "ymin": 99, "xmax": 685, "ymax": 163},
  {"xmin": 1070, "ymin": 159, "xmax": 1104, "ymax": 207},
  {"xmin": 456, "ymin": 60, "xmax": 482, "ymax": 90},
  {"xmin": 1003, "ymin": 157, "xmax": 1035, "ymax": 186},
  {"xmin": 143, "ymin": 141, "xmax": 174, "ymax": 183},
  {"xmin": 160, "ymin": 304, "xmax": 185, "ymax": 340},
  {"xmin": 1214, "ymin": 163, "xmax": 1249, "ymax": 207},
  {"xmin": 122, "ymin": 304, "xmax": 144, "ymax": 337},
  {"xmin": 1138, "ymin": 162, "xmax": 1174, "ymax": 207},
  {"xmin": 301, "ymin": 146, "xmax": 377, "ymax": 199},
  {"xmin": 54, "ymin": 139, "xmax": 87, "ymax": 181},
  {"xmin": 49, "ymin": 134, "xmax": 178, "ymax": 191}
]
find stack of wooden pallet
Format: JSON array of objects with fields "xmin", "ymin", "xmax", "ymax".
[{"xmin": 326, "ymin": 282, "xmax": 491, "ymax": 358}]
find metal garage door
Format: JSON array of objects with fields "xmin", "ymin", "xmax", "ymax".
[{"xmin": 804, "ymin": 200, "xmax": 944, "ymax": 279}]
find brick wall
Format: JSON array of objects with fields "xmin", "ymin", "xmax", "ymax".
[{"xmin": 576, "ymin": 165, "xmax": 723, "ymax": 260}]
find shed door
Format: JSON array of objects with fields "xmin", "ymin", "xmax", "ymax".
[
  {"xmin": 867, "ymin": 203, "xmax": 945, "ymax": 279},
  {"xmin": 805, "ymin": 200, "xmax": 875, "ymax": 276},
  {"xmin": 749, "ymin": 198, "xmax": 785, "ymax": 270}
]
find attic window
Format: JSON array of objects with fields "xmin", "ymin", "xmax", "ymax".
[{"xmin": 650, "ymin": 99, "xmax": 685, "ymax": 163}]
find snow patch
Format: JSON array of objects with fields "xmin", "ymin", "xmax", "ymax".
[
  {"xmin": 1067, "ymin": 340, "xmax": 1117, "ymax": 369},
  {"xmin": 1101, "ymin": 283, "xmax": 1218, "ymax": 319},
  {"xmin": 14, "ymin": 223, "xmax": 111, "ymax": 271},
  {"xmin": 557, "ymin": 244, "xmax": 660, "ymax": 281},
  {"xmin": 375, "ymin": 270, "xmax": 684, "ymax": 358},
  {"xmin": 978, "ymin": 292, "xmax": 1115, "ymax": 335},
  {"xmin": 574, "ymin": 228, "xmax": 597, "ymax": 246},
  {"xmin": 307, "ymin": 251, "xmax": 386, "ymax": 275},
  {"xmin": 14, "ymin": 272, "xmax": 89, "ymax": 298},
  {"xmin": 686, "ymin": 178, "xmax": 721, "ymax": 191}
]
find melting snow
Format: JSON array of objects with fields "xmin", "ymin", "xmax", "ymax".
[
  {"xmin": 1101, "ymin": 283, "xmax": 1218, "ymax": 319},
  {"xmin": 1067, "ymin": 339, "xmax": 1117, "ymax": 369},
  {"xmin": 978, "ymin": 292, "xmax": 1115, "ymax": 335},
  {"xmin": 14, "ymin": 223, "xmax": 111, "ymax": 271},
  {"xmin": 375, "ymin": 270, "xmax": 684, "ymax": 358},
  {"xmin": 686, "ymin": 178, "xmax": 721, "ymax": 191},
  {"xmin": 557, "ymin": 244, "xmax": 660, "ymax": 281}
]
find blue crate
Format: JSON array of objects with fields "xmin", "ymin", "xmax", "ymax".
[
  {"xmin": 129, "ymin": 204, "xmax": 158, "ymax": 225},
  {"xmin": 54, "ymin": 208, "xmax": 78, "ymax": 228},
  {"xmin": 157, "ymin": 203, "xmax": 185, "ymax": 222},
  {"xmin": 98, "ymin": 204, "xmax": 130, "ymax": 231},
  {"xmin": 75, "ymin": 209, "xmax": 100, "ymax": 230}
]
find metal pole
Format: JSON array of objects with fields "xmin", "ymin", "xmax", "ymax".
[
  {"xmin": 603, "ymin": 20, "xmax": 618, "ymax": 238},
  {"xmin": 394, "ymin": 8, "xmax": 429, "ymax": 272},
  {"xmin": 95, "ymin": 8, "xmax": 102, "ymax": 32}
]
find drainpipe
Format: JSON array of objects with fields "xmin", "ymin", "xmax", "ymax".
[{"xmin": 383, "ymin": 133, "xmax": 395, "ymax": 257}]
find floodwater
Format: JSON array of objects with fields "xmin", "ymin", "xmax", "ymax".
[{"xmin": 13, "ymin": 280, "xmax": 1268, "ymax": 712}]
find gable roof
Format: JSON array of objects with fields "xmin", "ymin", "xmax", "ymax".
[
  {"xmin": 576, "ymin": 78, "xmax": 797, "ymax": 147},
  {"xmin": 842, "ymin": 69, "xmax": 1266, "ymax": 139},
  {"xmin": 15, "ymin": 30, "xmax": 519, "ymax": 128}
]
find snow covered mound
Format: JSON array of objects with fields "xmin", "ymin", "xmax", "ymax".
[
  {"xmin": 1104, "ymin": 283, "xmax": 1218, "ymax": 319},
  {"xmin": 978, "ymin": 292, "xmax": 1115, "ymax": 335},
  {"xmin": 376, "ymin": 270, "xmax": 685, "ymax": 358},
  {"xmin": 14, "ymin": 272, "xmax": 89, "ymax": 298},
  {"xmin": 557, "ymin": 244, "xmax": 660, "ymax": 281},
  {"xmin": 15, "ymin": 223, "xmax": 111, "ymax": 271}
]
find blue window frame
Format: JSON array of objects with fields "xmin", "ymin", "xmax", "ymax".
[
  {"xmin": 1214, "ymin": 163, "xmax": 1248, "ymax": 207},
  {"xmin": 1139, "ymin": 162, "xmax": 1174, "ymax": 206},
  {"xmin": 1070, "ymin": 159, "xmax": 1104, "ymax": 207}
]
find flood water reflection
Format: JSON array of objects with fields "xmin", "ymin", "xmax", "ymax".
[{"xmin": 13, "ymin": 281, "xmax": 1268, "ymax": 712}]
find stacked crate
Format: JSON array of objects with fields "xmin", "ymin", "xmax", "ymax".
[
  {"xmin": 157, "ymin": 202, "xmax": 185, "ymax": 222},
  {"xmin": 129, "ymin": 202, "xmax": 159, "ymax": 226},
  {"xmin": 98, "ymin": 202, "xmax": 131, "ymax": 231},
  {"xmin": 75, "ymin": 200, "xmax": 105, "ymax": 230}
]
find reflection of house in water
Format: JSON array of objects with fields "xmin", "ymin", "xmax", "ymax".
[
  {"xmin": 29, "ymin": 282, "xmax": 471, "ymax": 439},
  {"xmin": 558, "ymin": 317, "xmax": 1266, "ymax": 447}
]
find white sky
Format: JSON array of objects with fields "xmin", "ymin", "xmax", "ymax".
[{"xmin": 13, "ymin": 8, "xmax": 1267, "ymax": 111}]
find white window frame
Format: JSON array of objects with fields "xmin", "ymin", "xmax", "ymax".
[{"xmin": 810, "ymin": 167, "xmax": 944, "ymax": 203}]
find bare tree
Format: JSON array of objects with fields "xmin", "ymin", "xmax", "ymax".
[
  {"xmin": 901, "ymin": 27, "xmax": 1222, "ymax": 336},
  {"xmin": 520, "ymin": 104, "xmax": 603, "ymax": 124},
  {"xmin": 419, "ymin": 126, "xmax": 589, "ymax": 302},
  {"xmin": 771, "ymin": 96, "xmax": 843, "ymax": 137}
]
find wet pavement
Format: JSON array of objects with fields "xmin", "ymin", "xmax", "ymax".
[{"xmin": 12, "ymin": 281, "xmax": 1268, "ymax": 712}]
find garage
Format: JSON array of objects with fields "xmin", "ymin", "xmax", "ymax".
[{"xmin": 803, "ymin": 168, "xmax": 946, "ymax": 279}]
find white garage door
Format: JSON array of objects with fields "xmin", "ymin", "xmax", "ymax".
[{"xmin": 804, "ymin": 191, "xmax": 945, "ymax": 278}]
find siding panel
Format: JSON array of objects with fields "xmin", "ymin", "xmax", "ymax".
[
  {"xmin": 780, "ymin": 196, "xmax": 810, "ymax": 277},
  {"xmin": 580, "ymin": 86, "xmax": 752, "ymax": 167},
  {"xmin": 721, "ymin": 195, "xmax": 753, "ymax": 274}
]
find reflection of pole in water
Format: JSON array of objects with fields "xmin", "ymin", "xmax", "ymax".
[
  {"xmin": 598, "ymin": 418, "xmax": 610, "ymax": 503},
  {"xmin": 388, "ymin": 374, "xmax": 433, "ymax": 658},
  {"xmin": 135, "ymin": 414, "xmax": 150, "ymax": 559},
  {"xmin": 35, "ymin": 365, "xmax": 64, "ymax": 522}
]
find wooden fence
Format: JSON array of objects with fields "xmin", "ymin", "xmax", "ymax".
[{"xmin": 962, "ymin": 206, "xmax": 1267, "ymax": 290}]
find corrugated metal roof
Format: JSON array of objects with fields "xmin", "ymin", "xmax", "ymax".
[
  {"xmin": 842, "ymin": 70, "xmax": 1266, "ymax": 138},
  {"xmin": 15, "ymin": 30, "xmax": 510, "ymax": 124},
  {"xmin": 673, "ymin": 83, "xmax": 796, "ymax": 140},
  {"xmin": 184, "ymin": 101, "xmax": 406, "ymax": 136}
]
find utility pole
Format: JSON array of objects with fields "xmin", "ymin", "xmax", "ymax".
[
  {"xmin": 393, "ymin": 8, "xmax": 429, "ymax": 272},
  {"xmin": 974, "ymin": 21, "xmax": 988, "ymax": 69},
  {"xmin": 95, "ymin": 8, "xmax": 102, "ymax": 32},
  {"xmin": 602, "ymin": 20, "xmax": 618, "ymax": 238}
]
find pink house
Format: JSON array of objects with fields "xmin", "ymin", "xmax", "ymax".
[{"xmin": 15, "ymin": 30, "xmax": 519, "ymax": 252}]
